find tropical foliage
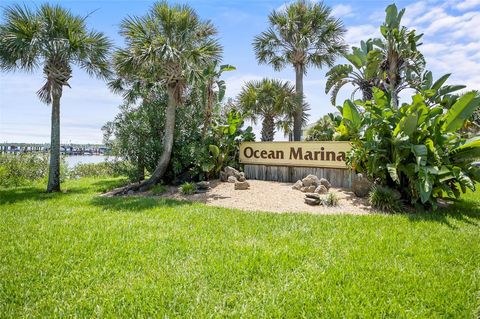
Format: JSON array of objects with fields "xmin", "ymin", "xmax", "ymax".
[
  {"xmin": 237, "ymin": 79, "xmax": 298, "ymax": 141},
  {"xmin": 112, "ymin": 1, "xmax": 222, "ymax": 191},
  {"xmin": 0, "ymin": 4, "xmax": 112, "ymax": 192},
  {"xmin": 339, "ymin": 88, "xmax": 480, "ymax": 209},
  {"xmin": 253, "ymin": 0, "xmax": 347, "ymax": 140}
]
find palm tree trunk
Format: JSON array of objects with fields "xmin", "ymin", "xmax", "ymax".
[
  {"xmin": 294, "ymin": 64, "xmax": 304, "ymax": 141},
  {"xmin": 137, "ymin": 85, "xmax": 177, "ymax": 191},
  {"xmin": 46, "ymin": 92, "xmax": 61, "ymax": 192},
  {"xmin": 201, "ymin": 81, "xmax": 214, "ymax": 139},
  {"xmin": 261, "ymin": 115, "xmax": 275, "ymax": 141}
]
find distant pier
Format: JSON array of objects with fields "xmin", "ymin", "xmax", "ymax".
[{"xmin": 0, "ymin": 143, "xmax": 110, "ymax": 155}]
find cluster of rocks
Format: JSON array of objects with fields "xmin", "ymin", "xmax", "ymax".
[
  {"xmin": 292, "ymin": 174, "xmax": 331, "ymax": 194},
  {"xmin": 220, "ymin": 166, "xmax": 250, "ymax": 190},
  {"xmin": 292, "ymin": 174, "xmax": 332, "ymax": 206}
]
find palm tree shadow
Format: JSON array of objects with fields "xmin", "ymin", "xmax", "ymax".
[
  {"xmin": 90, "ymin": 195, "xmax": 194, "ymax": 212},
  {"xmin": 0, "ymin": 186, "xmax": 89, "ymax": 205}
]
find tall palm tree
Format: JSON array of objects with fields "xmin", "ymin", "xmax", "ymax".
[
  {"xmin": 237, "ymin": 79, "xmax": 297, "ymax": 141},
  {"xmin": 0, "ymin": 4, "xmax": 111, "ymax": 192},
  {"xmin": 253, "ymin": 0, "xmax": 347, "ymax": 141},
  {"xmin": 113, "ymin": 1, "xmax": 222, "ymax": 191},
  {"xmin": 325, "ymin": 39, "xmax": 381, "ymax": 105}
]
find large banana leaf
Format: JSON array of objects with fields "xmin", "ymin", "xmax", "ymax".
[
  {"xmin": 443, "ymin": 91, "xmax": 480, "ymax": 132},
  {"xmin": 342, "ymin": 100, "xmax": 361, "ymax": 129},
  {"xmin": 450, "ymin": 139, "xmax": 480, "ymax": 164}
]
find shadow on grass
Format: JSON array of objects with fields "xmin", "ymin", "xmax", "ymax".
[
  {"xmin": 0, "ymin": 185, "xmax": 90, "ymax": 205},
  {"xmin": 90, "ymin": 195, "xmax": 194, "ymax": 212},
  {"xmin": 405, "ymin": 197, "xmax": 480, "ymax": 228}
]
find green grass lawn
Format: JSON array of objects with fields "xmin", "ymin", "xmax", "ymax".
[{"xmin": 1, "ymin": 178, "xmax": 479, "ymax": 318}]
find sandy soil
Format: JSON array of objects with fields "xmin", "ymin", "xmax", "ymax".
[{"xmin": 155, "ymin": 179, "xmax": 373, "ymax": 215}]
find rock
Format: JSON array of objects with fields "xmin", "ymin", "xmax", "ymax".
[
  {"xmin": 302, "ymin": 174, "xmax": 321, "ymax": 187},
  {"xmin": 219, "ymin": 171, "xmax": 228, "ymax": 182},
  {"xmin": 227, "ymin": 176, "xmax": 237, "ymax": 183},
  {"xmin": 304, "ymin": 197, "xmax": 320, "ymax": 206},
  {"xmin": 127, "ymin": 190, "xmax": 134, "ymax": 195},
  {"xmin": 315, "ymin": 185, "xmax": 328, "ymax": 194},
  {"xmin": 224, "ymin": 166, "xmax": 240, "ymax": 177},
  {"xmin": 302, "ymin": 185, "xmax": 316, "ymax": 193},
  {"xmin": 292, "ymin": 180, "xmax": 303, "ymax": 190},
  {"xmin": 196, "ymin": 181, "xmax": 210, "ymax": 190},
  {"xmin": 305, "ymin": 193, "xmax": 320, "ymax": 199},
  {"xmin": 352, "ymin": 173, "xmax": 373, "ymax": 197},
  {"xmin": 236, "ymin": 172, "xmax": 246, "ymax": 182},
  {"xmin": 234, "ymin": 181, "xmax": 250, "ymax": 190},
  {"xmin": 319, "ymin": 178, "xmax": 331, "ymax": 190}
]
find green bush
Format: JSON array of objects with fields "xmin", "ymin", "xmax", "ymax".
[
  {"xmin": 68, "ymin": 160, "xmax": 137, "ymax": 181},
  {"xmin": 179, "ymin": 182, "xmax": 196, "ymax": 195},
  {"xmin": 0, "ymin": 153, "xmax": 66, "ymax": 187},
  {"xmin": 369, "ymin": 185, "xmax": 403, "ymax": 213},
  {"xmin": 338, "ymin": 88, "xmax": 480, "ymax": 209}
]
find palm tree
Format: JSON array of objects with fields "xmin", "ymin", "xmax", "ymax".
[
  {"xmin": 253, "ymin": 0, "xmax": 347, "ymax": 141},
  {"xmin": 237, "ymin": 79, "xmax": 297, "ymax": 141},
  {"xmin": 113, "ymin": 1, "xmax": 222, "ymax": 191},
  {"xmin": 325, "ymin": 39, "xmax": 381, "ymax": 105},
  {"xmin": 0, "ymin": 4, "xmax": 111, "ymax": 192}
]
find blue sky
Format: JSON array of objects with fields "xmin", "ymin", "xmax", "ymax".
[{"xmin": 1, "ymin": 0, "xmax": 479, "ymax": 143}]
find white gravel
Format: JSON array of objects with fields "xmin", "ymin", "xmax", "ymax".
[{"xmin": 160, "ymin": 179, "xmax": 373, "ymax": 215}]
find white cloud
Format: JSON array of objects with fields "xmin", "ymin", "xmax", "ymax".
[
  {"xmin": 455, "ymin": 0, "xmax": 480, "ymax": 10},
  {"xmin": 331, "ymin": 4, "xmax": 354, "ymax": 18},
  {"xmin": 344, "ymin": 24, "xmax": 379, "ymax": 46}
]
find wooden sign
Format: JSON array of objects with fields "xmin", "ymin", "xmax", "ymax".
[{"xmin": 239, "ymin": 141, "xmax": 352, "ymax": 169}]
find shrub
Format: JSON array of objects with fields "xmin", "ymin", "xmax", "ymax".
[
  {"xmin": 68, "ymin": 160, "xmax": 138, "ymax": 182},
  {"xmin": 322, "ymin": 193, "xmax": 339, "ymax": 207},
  {"xmin": 179, "ymin": 182, "xmax": 196, "ymax": 195},
  {"xmin": 0, "ymin": 153, "xmax": 67, "ymax": 187},
  {"xmin": 339, "ymin": 88, "xmax": 480, "ymax": 209},
  {"xmin": 369, "ymin": 185, "xmax": 403, "ymax": 213}
]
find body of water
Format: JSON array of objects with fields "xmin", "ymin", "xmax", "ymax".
[{"xmin": 65, "ymin": 155, "xmax": 109, "ymax": 167}]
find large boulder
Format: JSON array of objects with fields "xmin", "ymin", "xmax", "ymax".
[
  {"xmin": 224, "ymin": 166, "xmax": 240, "ymax": 177},
  {"xmin": 352, "ymin": 173, "xmax": 373, "ymax": 197},
  {"xmin": 319, "ymin": 178, "xmax": 331, "ymax": 190},
  {"xmin": 227, "ymin": 176, "xmax": 237, "ymax": 183},
  {"xmin": 234, "ymin": 181, "xmax": 250, "ymax": 190},
  {"xmin": 292, "ymin": 180, "xmax": 303, "ymax": 190},
  {"xmin": 302, "ymin": 174, "xmax": 320, "ymax": 187},
  {"xmin": 196, "ymin": 181, "xmax": 210, "ymax": 190},
  {"xmin": 315, "ymin": 185, "xmax": 328, "ymax": 194}
]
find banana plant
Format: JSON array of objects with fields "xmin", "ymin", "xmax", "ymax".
[
  {"xmin": 200, "ymin": 62, "xmax": 236, "ymax": 138},
  {"xmin": 342, "ymin": 87, "xmax": 480, "ymax": 209},
  {"xmin": 325, "ymin": 39, "xmax": 381, "ymax": 105}
]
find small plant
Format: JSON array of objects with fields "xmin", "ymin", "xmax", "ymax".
[
  {"xmin": 151, "ymin": 184, "xmax": 167, "ymax": 195},
  {"xmin": 369, "ymin": 185, "xmax": 403, "ymax": 213},
  {"xmin": 179, "ymin": 182, "xmax": 196, "ymax": 195},
  {"xmin": 322, "ymin": 193, "xmax": 339, "ymax": 207}
]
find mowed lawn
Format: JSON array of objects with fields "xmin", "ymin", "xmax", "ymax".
[{"xmin": 0, "ymin": 178, "xmax": 479, "ymax": 318}]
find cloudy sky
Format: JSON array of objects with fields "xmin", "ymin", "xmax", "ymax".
[{"xmin": 0, "ymin": 0, "xmax": 479, "ymax": 143}]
